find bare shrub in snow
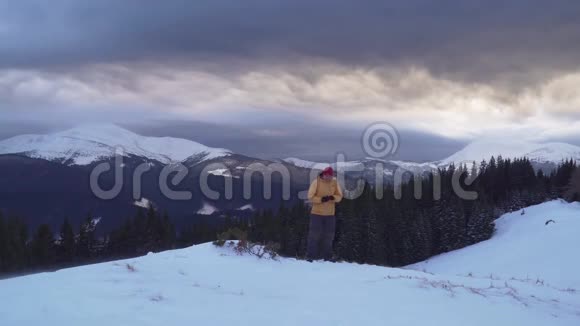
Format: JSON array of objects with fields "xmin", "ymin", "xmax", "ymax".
[
  {"xmin": 213, "ymin": 227, "xmax": 248, "ymax": 247},
  {"xmin": 150, "ymin": 294, "xmax": 164, "ymax": 302},
  {"xmin": 125, "ymin": 263, "xmax": 137, "ymax": 272},
  {"xmin": 384, "ymin": 274, "xmax": 544, "ymax": 306},
  {"xmin": 213, "ymin": 228, "xmax": 280, "ymax": 260}
]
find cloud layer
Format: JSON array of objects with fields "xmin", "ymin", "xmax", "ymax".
[
  {"xmin": 2, "ymin": 1, "xmax": 580, "ymax": 79},
  {"xmin": 1, "ymin": 0, "xmax": 580, "ymax": 153},
  {"xmin": 2, "ymin": 63, "xmax": 580, "ymax": 140}
]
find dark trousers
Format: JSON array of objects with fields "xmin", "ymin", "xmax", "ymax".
[{"xmin": 306, "ymin": 214, "xmax": 336, "ymax": 260}]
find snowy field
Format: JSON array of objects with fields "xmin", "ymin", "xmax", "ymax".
[{"xmin": 1, "ymin": 200, "xmax": 579, "ymax": 325}]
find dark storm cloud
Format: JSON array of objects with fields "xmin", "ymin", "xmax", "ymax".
[
  {"xmin": 2, "ymin": 0, "xmax": 580, "ymax": 157},
  {"xmin": 2, "ymin": 0, "xmax": 580, "ymax": 84},
  {"xmin": 122, "ymin": 120, "xmax": 466, "ymax": 162},
  {"xmin": 0, "ymin": 121, "xmax": 58, "ymax": 141},
  {"xmin": 0, "ymin": 117, "xmax": 464, "ymax": 162}
]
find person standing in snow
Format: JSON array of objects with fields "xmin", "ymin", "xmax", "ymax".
[{"xmin": 306, "ymin": 166, "xmax": 343, "ymax": 261}]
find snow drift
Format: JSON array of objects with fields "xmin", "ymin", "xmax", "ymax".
[{"xmin": 409, "ymin": 200, "xmax": 580, "ymax": 289}]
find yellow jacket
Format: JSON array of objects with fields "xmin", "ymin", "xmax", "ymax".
[{"xmin": 308, "ymin": 177, "xmax": 343, "ymax": 216}]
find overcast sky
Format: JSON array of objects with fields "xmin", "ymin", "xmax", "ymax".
[{"xmin": 1, "ymin": 1, "xmax": 580, "ymax": 161}]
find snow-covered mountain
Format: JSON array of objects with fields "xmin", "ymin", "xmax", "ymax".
[
  {"xmin": 0, "ymin": 130, "xmax": 310, "ymax": 230},
  {"xmin": 282, "ymin": 157, "xmax": 320, "ymax": 169},
  {"xmin": 282, "ymin": 157, "xmax": 365, "ymax": 170},
  {"xmin": 1, "ymin": 200, "xmax": 579, "ymax": 325},
  {"xmin": 4, "ymin": 124, "xmax": 577, "ymax": 172},
  {"xmin": 0, "ymin": 124, "xmax": 231, "ymax": 165},
  {"xmin": 440, "ymin": 139, "xmax": 580, "ymax": 166},
  {"xmin": 284, "ymin": 139, "xmax": 580, "ymax": 178}
]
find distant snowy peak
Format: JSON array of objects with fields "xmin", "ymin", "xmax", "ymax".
[
  {"xmin": 282, "ymin": 157, "xmax": 364, "ymax": 170},
  {"xmin": 0, "ymin": 124, "xmax": 231, "ymax": 166},
  {"xmin": 284, "ymin": 139, "xmax": 580, "ymax": 176},
  {"xmin": 283, "ymin": 157, "xmax": 319, "ymax": 169},
  {"xmin": 525, "ymin": 143, "xmax": 580, "ymax": 163},
  {"xmin": 441, "ymin": 139, "xmax": 580, "ymax": 166}
]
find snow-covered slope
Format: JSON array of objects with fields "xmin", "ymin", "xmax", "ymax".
[
  {"xmin": 441, "ymin": 139, "xmax": 580, "ymax": 166},
  {"xmin": 0, "ymin": 124, "xmax": 231, "ymax": 165},
  {"xmin": 1, "ymin": 200, "xmax": 579, "ymax": 325},
  {"xmin": 409, "ymin": 200, "xmax": 580, "ymax": 289}
]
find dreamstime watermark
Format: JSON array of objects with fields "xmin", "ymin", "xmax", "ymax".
[
  {"xmin": 362, "ymin": 122, "xmax": 399, "ymax": 158},
  {"xmin": 89, "ymin": 122, "xmax": 479, "ymax": 202}
]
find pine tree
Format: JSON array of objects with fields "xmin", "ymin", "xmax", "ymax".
[
  {"xmin": 144, "ymin": 205, "xmax": 161, "ymax": 252},
  {"xmin": 2, "ymin": 217, "xmax": 29, "ymax": 272},
  {"xmin": 0, "ymin": 211, "xmax": 6, "ymax": 272},
  {"xmin": 224, "ymin": 212, "xmax": 234, "ymax": 229},
  {"xmin": 438, "ymin": 198, "xmax": 464, "ymax": 252},
  {"xmin": 160, "ymin": 212, "xmax": 175, "ymax": 250},
  {"xmin": 565, "ymin": 168, "xmax": 580, "ymax": 202},
  {"xmin": 278, "ymin": 205, "xmax": 294, "ymax": 257},
  {"xmin": 466, "ymin": 201, "xmax": 495, "ymax": 245},
  {"xmin": 411, "ymin": 210, "xmax": 433, "ymax": 262},
  {"xmin": 57, "ymin": 217, "xmax": 76, "ymax": 263},
  {"xmin": 133, "ymin": 209, "xmax": 147, "ymax": 254},
  {"xmin": 31, "ymin": 224, "xmax": 55, "ymax": 267},
  {"xmin": 429, "ymin": 199, "xmax": 444, "ymax": 254},
  {"xmin": 279, "ymin": 200, "xmax": 309, "ymax": 258},
  {"xmin": 365, "ymin": 205, "xmax": 386, "ymax": 265},
  {"xmin": 380, "ymin": 197, "xmax": 399, "ymax": 266},
  {"xmin": 77, "ymin": 214, "xmax": 97, "ymax": 260},
  {"xmin": 335, "ymin": 199, "xmax": 360, "ymax": 262}
]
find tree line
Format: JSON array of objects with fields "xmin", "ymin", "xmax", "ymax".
[
  {"xmin": 0, "ymin": 207, "xmax": 177, "ymax": 276},
  {"xmin": 1, "ymin": 156, "xmax": 579, "ymax": 276},
  {"xmin": 244, "ymin": 157, "xmax": 579, "ymax": 266}
]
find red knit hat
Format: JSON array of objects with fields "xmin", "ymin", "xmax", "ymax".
[{"xmin": 321, "ymin": 166, "xmax": 334, "ymax": 176}]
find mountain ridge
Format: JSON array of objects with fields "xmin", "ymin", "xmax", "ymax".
[
  {"xmin": 2, "ymin": 125, "xmax": 578, "ymax": 170},
  {"xmin": 0, "ymin": 124, "xmax": 231, "ymax": 166},
  {"xmin": 441, "ymin": 139, "xmax": 580, "ymax": 166},
  {"xmin": 283, "ymin": 139, "xmax": 580, "ymax": 172}
]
